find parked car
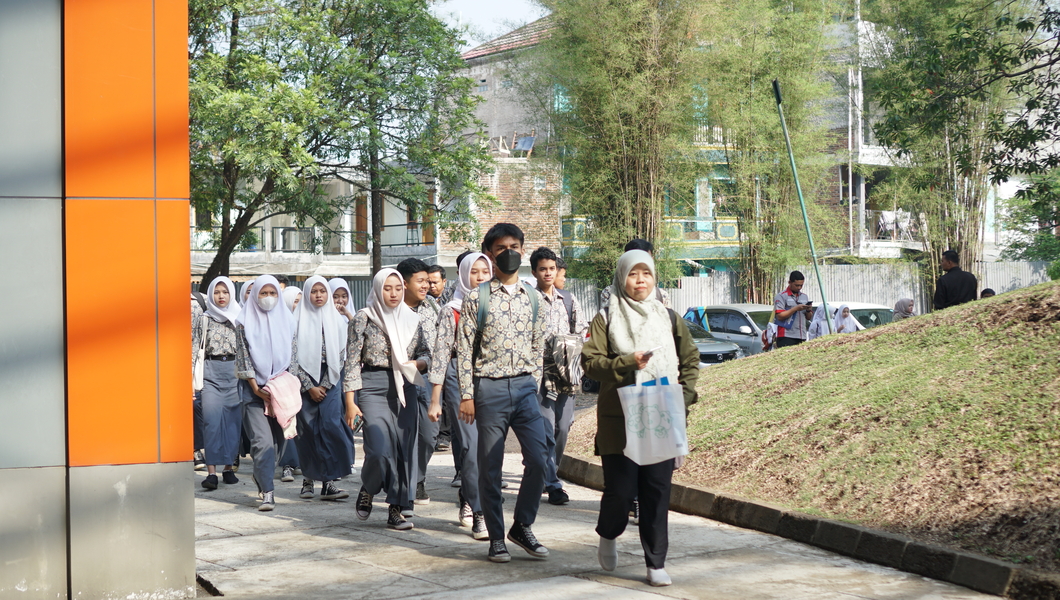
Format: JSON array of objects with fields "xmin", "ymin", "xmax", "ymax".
[
  {"xmin": 823, "ymin": 301, "xmax": 894, "ymax": 331},
  {"xmin": 684, "ymin": 304, "xmax": 774, "ymax": 356},
  {"xmin": 684, "ymin": 320, "xmax": 744, "ymax": 366}
]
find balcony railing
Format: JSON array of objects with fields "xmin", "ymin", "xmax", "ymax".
[
  {"xmin": 323, "ymin": 230, "xmax": 369, "ymax": 255},
  {"xmin": 272, "ymin": 227, "xmax": 314, "ymax": 252},
  {"xmin": 561, "ymin": 215, "xmax": 740, "ymax": 245},
  {"xmin": 866, "ymin": 209, "xmax": 922, "ymax": 243},
  {"xmin": 378, "ymin": 221, "xmax": 434, "ymax": 248},
  {"xmin": 190, "ymin": 226, "xmax": 265, "ymax": 252}
]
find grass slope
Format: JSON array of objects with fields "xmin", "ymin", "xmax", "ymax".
[{"xmin": 568, "ymin": 279, "xmax": 1060, "ymax": 571}]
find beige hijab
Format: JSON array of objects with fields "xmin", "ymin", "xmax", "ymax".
[{"xmin": 606, "ymin": 250, "xmax": 680, "ymax": 384}]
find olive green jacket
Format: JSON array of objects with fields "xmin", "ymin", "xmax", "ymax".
[{"xmin": 581, "ymin": 310, "xmax": 700, "ymax": 456}]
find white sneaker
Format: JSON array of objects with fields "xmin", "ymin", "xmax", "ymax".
[
  {"xmin": 598, "ymin": 536, "xmax": 617, "ymax": 571},
  {"xmin": 647, "ymin": 567, "xmax": 672, "ymax": 587}
]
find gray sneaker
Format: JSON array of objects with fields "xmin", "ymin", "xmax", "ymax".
[
  {"xmin": 281, "ymin": 466, "xmax": 295, "ymax": 482},
  {"xmin": 258, "ymin": 491, "xmax": 275, "ymax": 511},
  {"xmin": 458, "ymin": 489, "xmax": 473, "ymax": 527},
  {"xmin": 193, "ymin": 450, "xmax": 206, "ymax": 471},
  {"xmin": 299, "ymin": 479, "xmax": 315, "ymax": 499},
  {"xmin": 472, "ymin": 512, "xmax": 489, "ymax": 540},
  {"xmin": 414, "ymin": 481, "xmax": 430, "ymax": 505}
]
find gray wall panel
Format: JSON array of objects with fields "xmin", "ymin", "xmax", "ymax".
[
  {"xmin": 69, "ymin": 462, "xmax": 196, "ymax": 599},
  {"xmin": 0, "ymin": 466, "xmax": 68, "ymax": 599},
  {"xmin": 0, "ymin": 199, "xmax": 65, "ymax": 468},
  {"xmin": 0, "ymin": 0, "xmax": 62, "ymax": 198}
]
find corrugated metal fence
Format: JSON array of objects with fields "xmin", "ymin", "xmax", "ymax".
[{"xmin": 569, "ymin": 261, "xmax": 1052, "ymax": 317}]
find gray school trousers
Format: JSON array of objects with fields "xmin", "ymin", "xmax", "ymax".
[
  {"xmin": 357, "ymin": 369, "xmax": 407, "ymax": 507},
  {"xmin": 475, "ymin": 374, "xmax": 549, "ymax": 540},
  {"xmin": 539, "ymin": 381, "xmax": 574, "ymax": 492},
  {"xmin": 412, "ymin": 382, "xmax": 438, "ymax": 489},
  {"xmin": 443, "ymin": 357, "xmax": 479, "ymax": 511},
  {"xmin": 239, "ymin": 379, "xmax": 280, "ymax": 494}
]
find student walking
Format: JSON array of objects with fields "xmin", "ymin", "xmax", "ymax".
[
  {"xmin": 234, "ymin": 275, "xmax": 296, "ymax": 511},
  {"xmin": 329, "ymin": 278, "xmax": 355, "ymax": 321},
  {"xmin": 581, "ymin": 250, "xmax": 700, "ymax": 587},
  {"xmin": 344, "ymin": 269, "xmax": 431, "ymax": 530},
  {"xmin": 290, "ymin": 276, "xmax": 355, "ymax": 501},
  {"xmin": 428, "ymin": 251, "xmax": 493, "ymax": 539},
  {"xmin": 193, "ymin": 276, "xmax": 243, "ymax": 490},
  {"xmin": 457, "ymin": 223, "xmax": 551, "ymax": 563}
]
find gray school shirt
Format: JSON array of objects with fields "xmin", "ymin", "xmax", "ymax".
[{"xmin": 773, "ymin": 288, "xmax": 809, "ymax": 340}]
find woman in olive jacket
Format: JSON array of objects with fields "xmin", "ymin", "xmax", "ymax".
[{"xmin": 581, "ymin": 249, "xmax": 700, "ymax": 587}]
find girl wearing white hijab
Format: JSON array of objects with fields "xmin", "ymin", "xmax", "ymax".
[
  {"xmin": 329, "ymin": 278, "xmax": 355, "ymax": 322},
  {"xmin": 342, "ymin": 268, "xmax": 431, "ymax": 531},
  {"xmin": 581, "ymin": 250, "xmax": 700, "ymax": 588},
  {"xmin": 239, "ymin": 280, "xmax": 254, "ymax": 304},
  {"xmin": 893, "ymin": 298, "xmax": 915, "ymax": 322},
  {"xmin": 806, "ymin": 305, "xmax": 834, "ymax": 341},
  {"xmin": 427, "ymin": 252, "xmax": 493, "ymax": 538},
  {"xmin": 192, "ymin": 276, "xmax": 243, "ymax": 490},
  {"xmin": 290, "ymin": 276, "xmax": 355, "ymax": 501},
  {"xmin": 833, "ymin": 304, "xmax": 859, "ymax": 333},
  {"xmin": 283, "ymin": 286, "xmax": 303, "ymax": 313},
  {"xmin": 234, "ymin": 275, "xmax": 296, "ymax": 511}
]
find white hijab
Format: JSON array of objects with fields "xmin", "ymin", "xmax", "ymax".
[
  {"xmin": 834, "ymin": 304, "xmax": 859, "ymax": 334},
  {"xmin": 282, "ymin": 287, "xmax": 302, "ymax": 313},
  {"xmin": 235, "ymin": 275, "xmax": 296, "ymax": 385},
  {"xmin": 296, "ymin": 276, "xmax": 347, "ymax": 386},
  {"xmin": 807, "ymin": 305, "xmax": 833, "ymax": 340},
  {"xmin": 328, "ymin": 278, "xmax": 353, "ymax": 321},
  {"xmin": 447, "ymin": 252, "xmax": 493, "ymax": 312},
  {"xmin": 606, "ymin": 250, "xmax": 680, "ymax": 384},
  {"xmin": 204, "ymin": 276, "xmax": 241, "ymax": 324},
  {"xmin": 239, "ymin": 281, "xmax": 254, "ymax": 304},
  {"xmin": 360, "ymin": 269, "xmax": 424, "ymax": 406}
]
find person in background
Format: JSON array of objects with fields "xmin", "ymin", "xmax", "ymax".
[
  {"xmin": 427, "ymin": 251, "xmax": 493, "ymax": 539},
  {"xmin": 426, "ymin": 265, "xmax": 452, "ymax": 452},
  {"xmin": 892, "ymin": 298, "xmax": 915, "ymax": 322},
  {"xmin": 345, "ymin": 269, "xmax": 430, "ymax": 531},
  {"xmin": 598, "ymin": 239, "xmax": 671, "ymax": 308},
  {"xmin": 805, "ymin": 305, "xmax": 834, "ymax": 341},
  {"xmin": 773, "ymin": 271, "xmax": 812, "ymax": 348},
  {"xmin": 329, "ymin": 278, "xmax": 355, "ymax": 321},
  {"xmin": 933, "ymin": 250, "xmax": 978, "ymax": 310},
  {"xmin": 277, "ymin": 279, "xmax": 304, "ymax": 482},
  {"xmin": 275, "ymin": 274, "xmax": 290, "ymax": 290},
  {"xmin": 554, "ymin": 256, "xmax": 569, "ymax": 291},
  {"xmin": 191, "ymin": 292, "xmax": 208, "ymax": 471},
  {"xmin": 396, "ymin": 258, "xmax": 439, "ymax": 509},
  {"xmin": 234, "ymin": 275, "xmax": 296, "ymax": 511},
  {"xmin": 980, "ymin": 288, "xmax": 996, "ymax": 299},
  {"xmin": 581, "ymin": 249, "xmax": 699, "ymax": 588},
  {"xmin": 283, "ymin": 287, "xmax": 302, "ymax": 313},
  {"xmin": 833, "ymin": 304, "xmax": 859, "ymax": 334}
]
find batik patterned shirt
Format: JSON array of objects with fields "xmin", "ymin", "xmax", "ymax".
[
  {"xmin": 457, "ymin": 279, "xmax": 547, "ymax": 400},
  {"xmin": 192, "ymin": 315, "xmax": 239, "ymax": 369},
  {"xmin": 342, "ymin": 310, "xmax": 432, "ymax": 393},
  {"xmin": 290, "ymin": 335, "xmax": 335, "ymax": 391},
  {"xmin": 428, "ymin": 306, "xmax": 458, "ymax": 385}
]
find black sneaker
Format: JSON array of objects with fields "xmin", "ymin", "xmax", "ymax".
[
  {"xmin": 232, "ymin": 456, "xmax": 240, "ymax": 473},
  {"xmin": 258, "ymin": 491, "xmax": 275, "ymax": 511},
  {"xmin": 222, "ymin": 470, "xmax": 239, "ymax": 485},
  {"xmin": 281, "ymin": 466, "xmax": 295, "ymax": 482},
  {"xmin": 414, "ymin": 481, "xmax": 430, "ymax": 505},
  {"xmin": 472, "ymin": 512, "xmax": 489, "ymax": 540},
  {"xmin": 450, "ymin": 470, "xmax": 462, "ymax": 488},
  {"xmin": 488, "ymin": 539, "xmax": 511, "ymax": 563},
  {"xmin": 300, "ymin": 479, "xmax": 315, "ymax": 499},
  {"xmin": 435, "ymin": 437, "xmax": 450, "ymax": 451},
  {"xmin": 631, "ymin": 498, "xmax": 640, "ymax": 525},
  {"xmin": 507, "ymin": 522, "xmax": 548, "ymax": 558},
  {"xmin": 355, "ymin": 488, "xmax": 373, "ymax": 520},
  {"xmin": 193, "ymin": 450, "xmax": 206, "ymax": 471},
  {"xmin": 387, "ymin": 504, "xmax": 414, "ymax": 530},
  {"xmin": 321, "ymin": 480, "xmax": 349, "ymax": 500},
  {"xmin": 458, "ymin": 489, "xmax": 473, "ymax": 527},
  {"xmin": 201, "ymin": 474, "xmax": 218, "ymax": 490},
  {"xmin": 547, "ymin": 488, "xmax": 570, "ymax": 505}
]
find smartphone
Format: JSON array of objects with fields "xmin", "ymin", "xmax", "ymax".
[
  {"xmin": 805, "ymin": 301, "xmax": 814, "ymax": 307},
  {"xmin": 643, "ymin": 345, "xmax": 663, "ymax": 357}
]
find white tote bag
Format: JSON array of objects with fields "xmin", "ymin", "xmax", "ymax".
[
  {"xmin": 192, "ymin": 315, "xmax": 208, "ymax": 391},
  {"xmin": 617, "ymin": 377, "xmax": 689, "ymax": 466}
]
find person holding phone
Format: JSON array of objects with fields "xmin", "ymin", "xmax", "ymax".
[
  {"xmin": 774, "ymin": 271, "xmax": 814, "ymax": 348},
  {"xmin": 581, "ymin": 249, "xmax": 700, "ymax": 587}
]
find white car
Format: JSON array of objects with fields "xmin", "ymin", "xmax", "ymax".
[{"xmin": 820, "ymin": 301, "xmax": 894, "ymax": 331}]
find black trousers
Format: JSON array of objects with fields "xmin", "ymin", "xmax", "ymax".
[
  {"xmin": 597, "ymin": 454, "xmax": 673, "ymax": 569},
  {"xmin": 775, "ymin": 336, "xmax": 804, "ymax": 348}
]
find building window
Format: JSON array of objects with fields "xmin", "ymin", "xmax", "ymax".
[
  {"xmin": 501, "ymin": 78, "xmax": 514, "ymax": 89},
  {"xmin": 478, "ymin": 78, "xmax": 489, "ymax": 92},
  {"xmin": 533, "ymin": 176, "xmax": 547, "ymax": 191}
]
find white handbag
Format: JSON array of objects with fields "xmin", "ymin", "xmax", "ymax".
[
  {"xmin": 193, "ymin": 315, "xmax": 208, "ymax": 391},
  {"xmin": 617, "ymin": 377, "xmax": 688, "ymax": 466}
]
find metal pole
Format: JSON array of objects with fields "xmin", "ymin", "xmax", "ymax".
[{"xmin": 773, "ymin": 79, "xmax": 833, "ymax": 334}]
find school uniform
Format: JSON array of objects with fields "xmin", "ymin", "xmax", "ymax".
[
  {"xmin": 457, "ymin": 279, "xmax": 549, "ymax": 541},
  {"xmin": 409, "ymin": 297, "xmax": 440, "ymax": 501},
  {"xmin": 193, "ymin": 313, "xmax": 242, "ymax": 467}
]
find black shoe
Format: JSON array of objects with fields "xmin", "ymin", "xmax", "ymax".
[
  {"xmin": 458, "ymin": 489, "xmax": 473, "ymax": 527},
  {"xmin": 414, "ymin": 481, "xmax": 430, "ymax": 505},
  {"xmin": 193, "ymin": 450, "xmax": 206, "ymax": 471},
  {"xmin": 280, "ymin": 466, "xmax": 295, "ymax": 482},
  {"xmin": 387, "ymin": 504, "xmax": 414, "ymax": 530},
  {"xmin": 631, "ymin": 498, "xmax": 640, "ymax": 525},
  {"xmin": 435, "ymin": 438, "xmax": 450, "ymax": 452},
  {"xmin": 222, "ymin": 470, "xmax": 239, "ymax": 485},
  {"xmin": 488, "ymin": 539, "xmax": 511, "ymax": 563},
  {"xmin": 201, "ymin": 474, "xmax": 218, "ymax": 490},
  {"xmin": 355, "ymin": 488, "xmax": 373, "ymax": 520},
  {"xmin": 450, "ymin": 470, "xmax": 462, "ymax": 488},
  {"xmin": 547, "ymin": 488, "xmax": 570, "ymax": 505},
  {"xmin": 232, "ymin": 456, "xmax": 240, "ymax": 473},
  {"xmin": 472, "ymin": 512, "xmax": 489, "ymax": 540},
  {"xmin": 321, "ymin": 480, "xmax": 349, "ymax": 500},
  {"xmin": 300, "ymin": 479, "xmax": 315, "ymax": 499},
  {"xmin": 507, "ymin": 522, "xmax": 548, "ymax": 558}
]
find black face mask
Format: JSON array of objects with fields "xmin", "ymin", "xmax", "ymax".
[{"xmin": 494, "ymin": 249, "xmax": 522, "ymax": 275}]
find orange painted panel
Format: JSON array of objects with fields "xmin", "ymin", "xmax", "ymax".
[
  {"xmin": 65, "ymin": 0, "xmax": 155, "ymax": 198},
  {"xmin": 67, "ymin": 200, "xmax": 158, "ymax": 466},
  {"xmin": 155, "ymin": 0, "xmax": 190, "ymax": 199},
  {"xmin": 157, "ymin": 201, "xmax": 192, "ymax": 462}
]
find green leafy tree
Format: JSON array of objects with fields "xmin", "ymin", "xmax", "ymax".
[{"xmin": 1000, "ymin": 169, "xmax": 1060, "ymax": 267}]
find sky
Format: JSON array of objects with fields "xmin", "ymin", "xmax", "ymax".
[{"xmin": 432, "ymin": 0, "xmax": 549, "ymax": 50}]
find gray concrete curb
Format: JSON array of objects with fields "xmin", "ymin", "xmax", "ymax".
[{"xmin": 558, "ymin": 454, "xmax": 1060, "ymax": 600}]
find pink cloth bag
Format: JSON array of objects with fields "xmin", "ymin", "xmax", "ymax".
[{"xmin": 263, "ymin": 371, "xmax": 302, "ymax": 439}]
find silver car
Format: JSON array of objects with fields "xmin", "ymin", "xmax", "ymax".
[{"xmin": 684, "ymin": 304, "xmax": 775, "ymax": 356}]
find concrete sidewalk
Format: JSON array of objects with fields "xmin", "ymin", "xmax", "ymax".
[{"xmin": 195, "ymin": 452, "xmax": 996, "ymax": 599}]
